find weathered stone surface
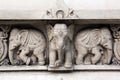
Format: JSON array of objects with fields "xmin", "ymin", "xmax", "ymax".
[{"xmin": 0, "ymin": 0, "xmax": 120, "ymax": 80}]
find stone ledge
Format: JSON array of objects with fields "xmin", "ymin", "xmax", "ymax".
[
  {"xmin": 0, "ymin": 65, "xmax": 120, "ymax": 71},
  {"xmin": 48, "ymin": 66, "xmax": 73, "ymax": 71},
  {"xmin": 0, "ymin": 65, "xmax": 48, "ymax": 71},
  {"xmin": 74, "ymin": 65, "xmax": 120, "ymax": 71}
]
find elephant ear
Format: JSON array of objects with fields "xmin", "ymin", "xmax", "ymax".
[
  {"xmin": 47, "ymin": 25, "xmax": 53, "ymax": 41},
  {"xmin": 68, "ymin": 24, "xmax": 74, "ymax": 40},
  {"xmin": 18, "ymin": 30, "xmax": 29, "ymax": 44}
]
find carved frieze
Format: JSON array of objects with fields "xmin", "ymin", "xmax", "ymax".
[
  {"xmin": 0, "ymin": 24, "xmax": 118, "ymax": 71},
  {"xmin": 0, "ymin": 0, "xmax": 119, "ymax": 72}
]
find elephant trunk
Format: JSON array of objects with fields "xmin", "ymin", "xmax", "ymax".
[
  {"xmin": 9, "ymin": 49, "xmax": 15, "ymax": 65},
  {"xmin": 9, "ymin": 41, "xmax": 20, "ymax": 65},
  {"xmin": 55, "ymin": 38, "xmax": 65, "ymax": 50},
  {"xmin": 106, "ymin": 49, "xmax": 113, "ymax": 64},
  {"xmin": 102, "ymin": 39, "xmax": 113, "ymax": 64}
]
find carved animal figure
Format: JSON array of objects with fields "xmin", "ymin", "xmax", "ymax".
[
  {"xmin": 9, "ymin": 28, "xmax": 46, "ymax": 65},
  {"xmin": 75, "ymin": 27, "xmax": 113, "ymax": 65},
  {"xmin": 47, "ymin": 24, "xmax": 74, "ymax": 68}
]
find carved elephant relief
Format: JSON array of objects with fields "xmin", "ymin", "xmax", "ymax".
[
  {"xmin": 9, "ymin": 28, "xmax": 47, "ymax": 65},
  {"xmin": 47, "ymin": 24, "xmax": 74, "ymax": 68},
  {"xmin": 75, "ymin": 27, "xmax": 113, "ymax": 65}
]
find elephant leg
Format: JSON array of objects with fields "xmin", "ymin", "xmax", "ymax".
[
  {"xmin": 30, "ymin": 55, "xmax": 37, "ymax": 65},
  {"xmin": 103, "ymin": 49, "xmax": 112, "ymax": 64},
  {"xmin": 49, "ymin": 50, "xmax": 56, "ymax": 67},
  {"xmin": 55, "ymin": 50, "xmax": 63, "ymax": 67},
  {"xmin": 64, "ymin": 50, "xmax": 72, "ymax": 68},
  {"xmin": 91, "ymin": 46, "xmax": 102, "ymax": 64},
  {"xmin": 76, "ymin": 45, "xmax": 87, "ymax": 65},
  {"xmin": 19, "ymin": 48, "xmax": 30, "ymax": 65},
  {"xmin": 33, "ymin": 47, "xmax": 45, "ymax": 65}
]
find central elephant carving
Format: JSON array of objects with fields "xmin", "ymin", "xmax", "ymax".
[
  {"xmin": 75, "ymin": 27, "xmax": 113, "ymax": 65},
  {"xmin": 47, "ymin": 24, "xmax": 74, "ymax": 68},
  {"xmin": 9, "ymin": 28, "xmax": 46, "ymax": 65}
]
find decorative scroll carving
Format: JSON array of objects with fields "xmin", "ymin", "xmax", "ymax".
[
  {"xmin": 0, "ymin": 26, "xmax": 10, "ymax": 65},
  {"xmin": 9, "ymin": 28, "xmax": 46, "ymax": 65},
  {"xmin": 75, "ymin": 27, "xmax": 113, "ymax": 65},
  {"xmin": 111, "ymin": 25, "xmax": 120, "ymax": 64},
  {"xmin": 47, "ymin": 24, "xmax": 74, "ymax": 68}
]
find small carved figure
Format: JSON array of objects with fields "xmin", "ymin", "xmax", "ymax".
[
  {"xmin": 75, "ymin": 27, "xmax": 113, "ymax": 65},
  {"xmin": 111, "ymin": 25, "xmax": 120, "ymax": 63},
  {"xmin": 9, "ymin": 28, "xmax": 46, "ymax": 65},
  {"xmin": 47, "ymin": 24, "xmax": 74, "ymax": 68}
]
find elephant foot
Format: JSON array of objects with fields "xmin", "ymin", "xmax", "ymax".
[
  {"xmin": 64, "ymin": 63, "xmax": 72, "ymax": 68},
  {"xmin": 102, "ymin": 59, "xmax": 109, "ymax": 65},
  {"xmin": 76, "ymin": 60, "xmax": 84, "ymax": 65},
  {"xmin": 103, "ymin": 62, "xmax": 109, "ymax": 65},
  {"xmin": 49, "ymin": 64, "xmax": 56, "ymax": 68},
  {"xmin": 55, "ymin": 60, "xmax": 62, "ymax": 67},
  {"xmin": 38, "ymin": 61, "xmax": 45, "ymax": 65},
  {"xmin": 26, "ymin": 58, "xmax": 31, "ymax": 65},
  {"xmin": 12, "ymin": 60, "xmax": 20, "ymax": 65},
  {"xmin": 91, "ymin": 57, "xmax": 100, "ymax": 65}
]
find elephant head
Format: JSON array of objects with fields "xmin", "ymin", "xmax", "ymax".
[
  {"xmin": 100, "ymin": 27, "xmax": 113, "ymax": 64},
  {"xmin": 9, "ymin": 28, "xmax": 21, "ymax": 65},
  {"xmin": 47, "ymin": 24, "xmax": 74, "ymax": 50}
]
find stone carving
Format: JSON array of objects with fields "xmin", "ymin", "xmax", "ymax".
[
  {"xmin": 111, "ymin": 25, "xmax": 120, "ymax": 64},
  {"xmin": 0, "ymin": 24, "xmax": 118, "ymax": 71},
  {"xmin": 45, "ymin": 0, "xmax": 78, "ymax": 19},
  {"xmin": 0, "ymin": 26, "xmax": 10, "ymax": 65},
  {"xmin": 75, "ymin": 27, "xmax": 113, "ymax": 65},
  {"xmin": 47, "ymin": 24, "xmax": 74, "ymax": 68},
  {"xmin": 9, "ymin": 28, "xmax": 46, "ymax": 65}
]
